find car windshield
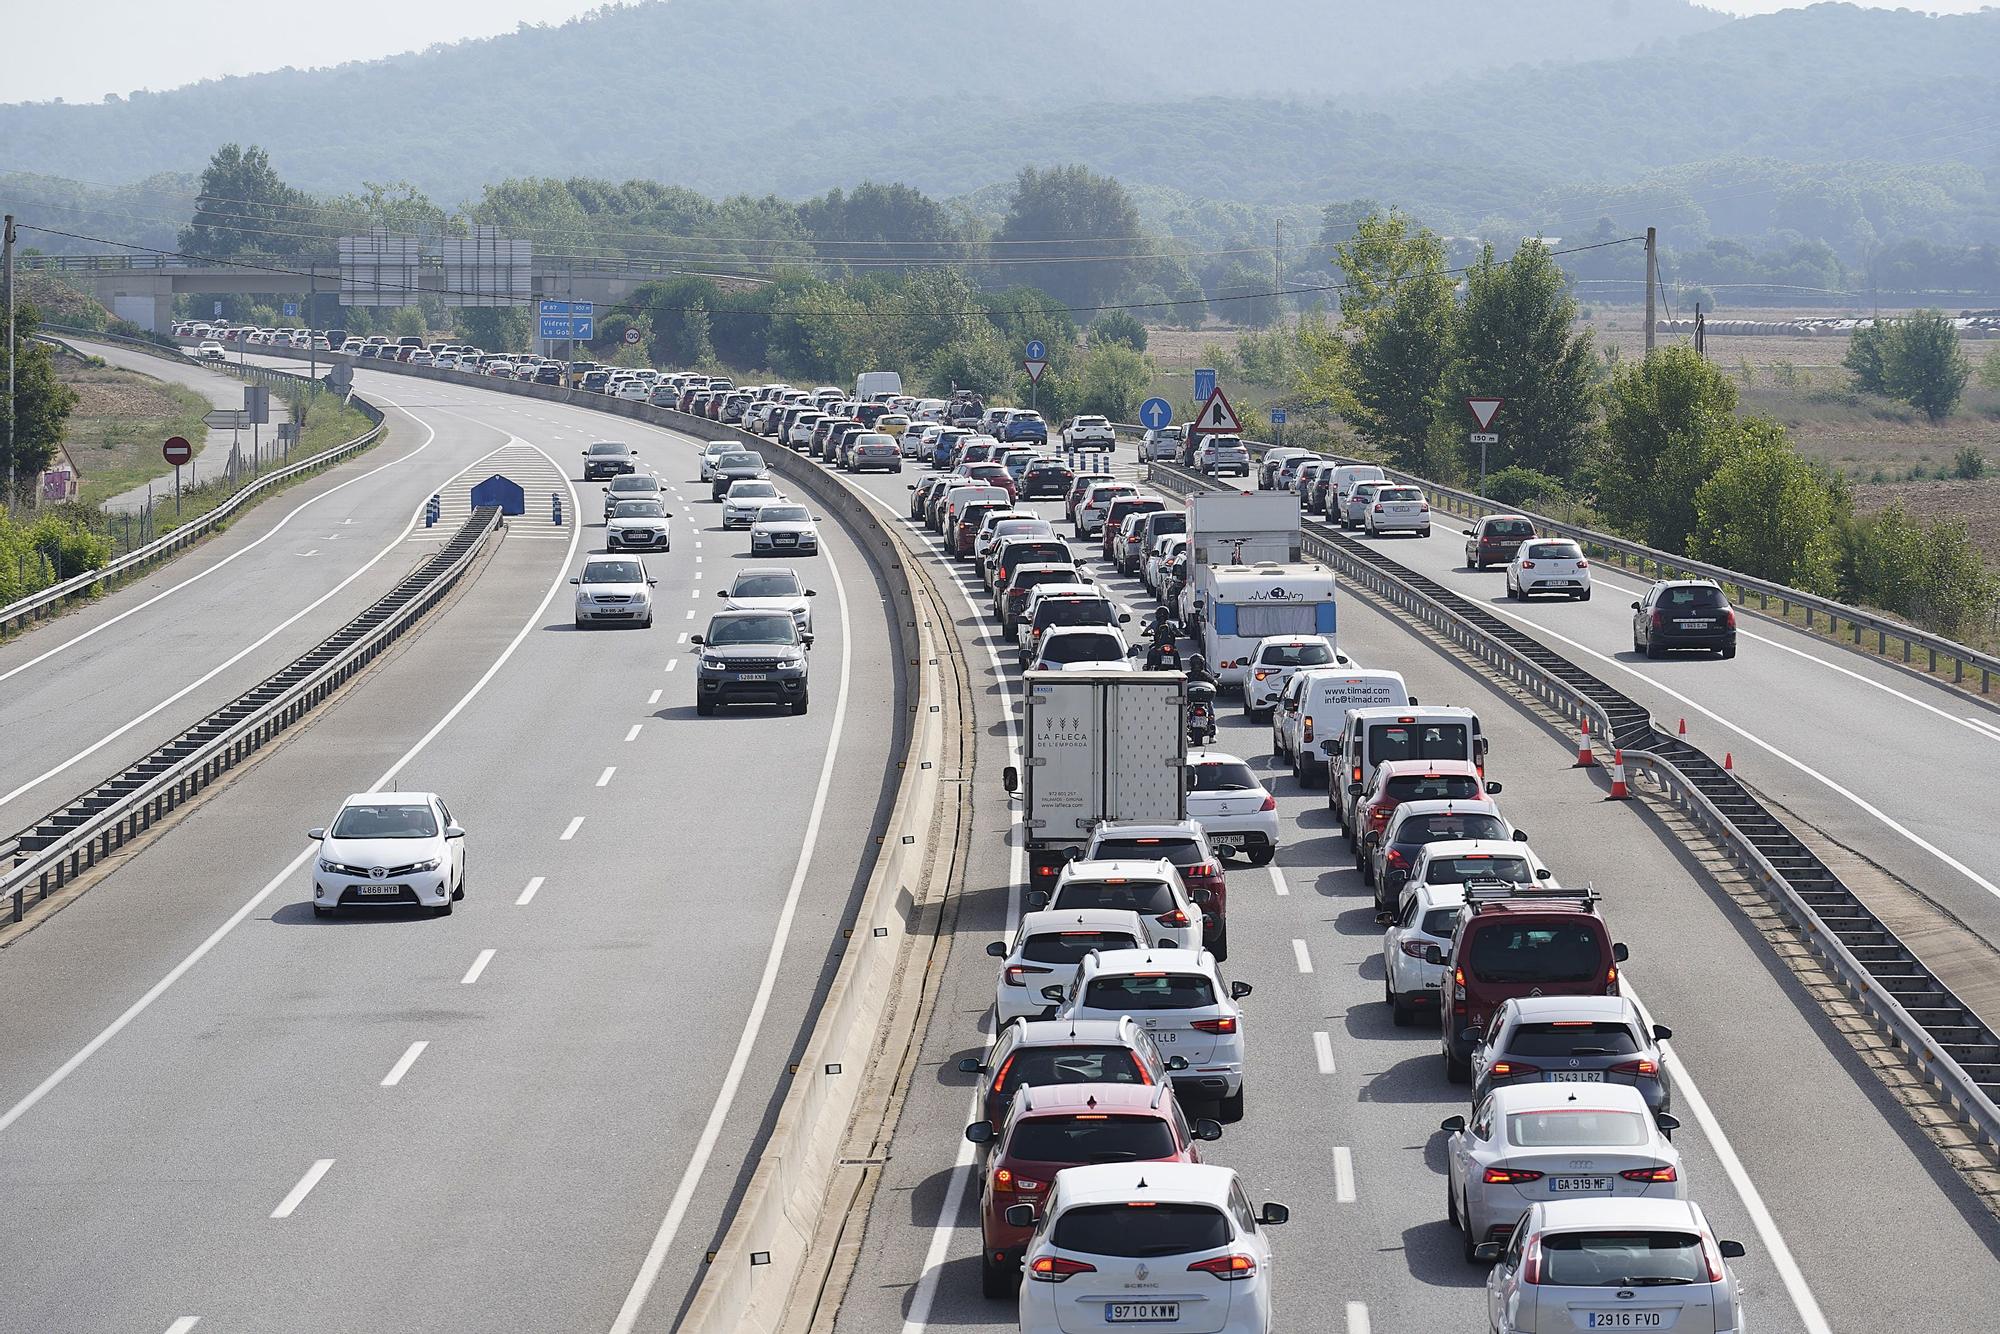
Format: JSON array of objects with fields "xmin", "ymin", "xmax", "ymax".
[
  {"xmin": 733, "ymin": 573, "xmax": 801, "ymax": 598},
  {"xmin": 1528, "ymin": 543, "xmax": 1581, "ymax": 560},
  {"xmin": 1487, "ymin": 520, "xmax": 1535, "ymax": 538},
  {"xmin": 1260, "ymin": 642, "xmax": 1334, "ymax": 668},
  {"xmin": 996, "ymin": 1047, "xmax": 1144, "ymax": 1098},
  {"xmin": 1384, "ymin": 773, "xmax": 1481, "ymax": 801},
  {"xmin": 1052, "ymin": 1204, "xmax": 1231, "ymax": 1259},
  {"xmin": 588, "ymin": 443, "xmax": 628, "ymax": 456},
  {"xmin": 708, "ymin": 616, "xmax": 795, "ymax": 645},
  {"xmin": 1083, "ymin": 973, "xmax": 1216, "ymax": 1011},
  {"xmin": 1092, "ymin": 836, "xmax": 1203, "ymax": 868},
  {"xmin": 1423, "ymin": 855, "xmax": 1532, "ymax": 884},
  {"xmin": 1190, "ymin": 761, "xmax": 1260, "ymax": 793},
  {"xmin": 609, "ymin": 477, "xmax": 654, "ymax": 493},
  {"xmin": 1039, "ymin": 632, "xmax": 1125, "ymax": 666},
  {"xmin": 1466, "ymin": 921, "xmax": 1606, "ymax": 983},
  {"xmin": 759, "ymin": 506, "xmax": 811, "ymax": 524},
  {"xmin": 729, "ymin": 482, "xmax": 779, "ymax": 500},
  {"xmin": 331, "ymin": 803, "xmax": 438, "ymax": 839},
  {"xmin": 1398, "ymin": 813, "xmax": 1508, "ymax": 844},
  {"xmin": 720, "ymin": 454, "xmax": 762, "ymax": 469},
  {"xmin": 1539, "ymin": 1231, "xmax": 1709, "ymax": 1287},
  {"xmin": 1508, "ymin": 1109, "xmax": 1652, "ymax": 1149},
  {"xmin": 1507, "ymin": 1021, "xmax": 1641, "ymax": 1057},
  {"xmin": 1055, "ymin": 879, "xmax": 1176, "ymax": 915},
  {"xmin": 1040, "ymin": 599, "xmax": 1115, "ymax": 628},
  {"xmin": 1007, "ymin": 1114, "xmax": 1177, "ymax": 1165},
  {"xmin": 1368, "ymin": 723, "xmax": 1470, "ymax": 762},
  {"xmin": 1022, "ymin": 930, "xmax": 1142, "ymax": 965},
  {"xmin": 612, "ymin": 501, "xmax": 666, "ymax": 518},
  {"xmin": 584, "ymin": 561, "xmax": 644, "ymax": 584}
]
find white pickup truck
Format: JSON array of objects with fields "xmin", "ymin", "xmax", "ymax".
[{"xmin": 1060, "ymin": 415, "xmax": 1117, "ymax": 451}]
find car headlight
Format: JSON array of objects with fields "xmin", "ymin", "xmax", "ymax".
[
  {"xmin": 410, "ymin": 858, "xmax": 441, "ymax": 873},
  {"xmin": 317, "ymin": 858, "xmax": 338, "ymax": 874},
  {"xmin": 701, "ymin": 656, "xmax": 726, "ymax": 671}
]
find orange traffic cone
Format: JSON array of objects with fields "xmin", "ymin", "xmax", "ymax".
[
  {"xmin": 1723, "ymin": 752, "xmax": 1733, "ymax": 771},
  {"xmin": 1605, "ymin": 749, "xmax": 1631, "ymax": 800},
  {"xmin": 1677, "ymin": 717, "xmax": 1687, "ymax": 736},
  {"xmin": 1573, "ymin": 718, "xmax": 1597, "ymax": 768}
]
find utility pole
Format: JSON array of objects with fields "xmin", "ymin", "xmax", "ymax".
[
  {"xmin": 4, "ymin": 213, "xmax": 15, "ymax": 512},
  {"xmin": 1644, "ymin": 226, "xmax": 1657, "ymax": 355}
]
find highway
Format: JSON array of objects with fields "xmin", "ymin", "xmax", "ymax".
[
  {"xmin": 814, "ymin": 451, "xmax": 2000, "ymax": 1334},
  {"xmin": 0, "ymin": 364, "xmax": 905, "ymax": 1331}
]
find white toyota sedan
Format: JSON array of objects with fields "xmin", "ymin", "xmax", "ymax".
[
  {"xmin": 1506, "ymin": 539, "xmax": 1592, "ymax": 601},
  {"xmin": 309, "ymin": 792, "xmax": 466, "ymax": 917}
]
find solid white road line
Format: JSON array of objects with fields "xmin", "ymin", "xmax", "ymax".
[
  {"xmin": 1314, "ymin": 1030, "xmax": 1337, "ymax": 1075},
  {"xmin": 595, "ymin": 766, "xmax": 616, "ymax": 788},
  {"xmin": 0, "ymin": 439, "xmax": 581, "ymax": 1142},
  {"xmin": 163, "ymin": 1320, "xmax": 201, "ymax": 1334},
  {"xmin": 270, "ymin": 1159, "xmax": 335, "ymax": 1219},
  {"xmin": 460, "ymin": 950, "xmax": 496, "ymax": 986},
  {"xmin": 626, "ymin": 722, "xmax": 646, "ymax": 739},
  {"xmin": 0, "ymin": 394, "xmax": 438, "ymax": 691},
  {"xmin": 380, "ymin": 1041, "xmax": 428, "ymax": 1087},
  {"xmin": 1965, "ymin": 714, "xmax": 2000, "ymax": 742},
  {"xmin": 1332, "ymin": 1146, "xmax": 1356, "ymax": 1203},
  {"xmin": 559, "ymin": 817, "xmax": 584, "ymax": 841},
  {"xmin": 1481, "ymin": 601, "xmax": 2000, "ymax": 904},
  {"xmin": 1346, "ymin": 1300, "xmax": 1371, "ymax": 1334},
  {"xmin": 1270, "ymin": 865, "xmax": 1290, "ymax": 896},
  {"xmin": 608, "ymin": 450, "xmax": 858, "ymax": 1334},
  {"xmin": 1292, "ymin": 939, "xmax": 1314, "ymax": 974},
  {"xmin": 515, "ymin": 876, "xmax": 545, "ymax": 907}
]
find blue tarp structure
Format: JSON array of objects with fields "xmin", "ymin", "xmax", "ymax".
[{"xmin": 470, "ymin": 474, "xmax": 525, "ymax": 516}]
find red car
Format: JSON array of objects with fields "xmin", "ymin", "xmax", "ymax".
[
  {"xmin": 1351, "ymin": 760, "xmax": 1499, "ymax": 867},
  {"xmin": 966, "ymin": 1082, "xmax": 1220, "ymax": 1296}
]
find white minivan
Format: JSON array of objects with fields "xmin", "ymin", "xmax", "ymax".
[
  {"xmin": 1327, "ymin": 704, "xmax": 1485, "ymax": 836},
  {"xmin": 1327, "ymin": 464, "xmax": 1387, "ymax": 524},
  {"xmin": 1273, "ymin": 667, "xmax": 1411, "ymax": 786}
]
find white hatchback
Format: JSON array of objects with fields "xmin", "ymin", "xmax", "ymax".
[
  {"xmin": 1185, "ymin": 751, "xmax": 1279, "ymax": 866},
  {"xmin": 1507, "ymin": 539, "xmax": 1592, "ymax": 601},
  {"xmin": 1482, "ymin": 1198, "xmax": 1744, "ymax": 1334},
  {"xmin": 987, "ymin": 908, "xmax": 1154, "ymax": 1026},
  {"xmin": 1014, "ymin": 1163, "xmax": 1289, "ymax": 1334},
  {"xmin": 1379, "ymin": 880, "xmax": 1465, "ymax": 1025},
  {"xmin": 1241, "ymin": 634, "xmax": 1350, "ymax": 716},
  {"xmin": 1050, "ymin": 947, "xmax": 1251, "ymax": 1119},
  {"xmin": 308, "ymin": 792, "xmax": 466, "ymax": 917},
  {"xmin": 1038, "ymin": 858, "xmax": 1203, "ymax": 953}
]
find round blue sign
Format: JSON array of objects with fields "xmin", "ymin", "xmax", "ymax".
[
  {"xmin": 1025, "ymin": 339, "xmax": 1047, "ymax": 362},
  {"xmin": 1139, "ymin": 397, "xmax": 1174, "ymax": 430}
]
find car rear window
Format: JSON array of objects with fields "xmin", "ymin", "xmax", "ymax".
[
  {"xmin": 1539, "ymin": 1232, "xmax": 1709, "ymax": 1287},
  {"xmin": 1189, "ymin": 761, "xmax": 1260, "ymax": 793},
  {"xmin": 1486, "ymin": 520, "xmax": 1535, "ymax": 538},
  {"xmin": 1007, "ymin": 1114, "xmax": 1178, "ymax": 1165},
  {"xmin": 1397, "ymin": 813, "xmax": 1508, "ymax": 844},
  {"xmin": 1259, "ymin": 642, "xmax": 1334, "ymax": 668},
  {"xmin": 1379, "ymin": 488, "xmax": 1424, "ymax": 502},
  {"xmin": 1010, "ymin": 568, "xmax": 1074, "ymax": 595},
  {"xmin": 1056, "ymin": 878, "xmax": 1176, "ymax": 916},
  {"xmin": 1092, "ymin": 837, "xmax": 1203, "ymax": 868},
  {"xmin": 1145, "ymin": 514, "xmax": 1188, "ymax": 535},
  {"xmin": 1038, "ymin": 632, "xmax": 1125, "ymax": 666},
  {"xmin": 1664, "ymin": 586, "xmax": 1726, "ymax": 608},
  {"xmin": 1465, "ymin": 921, "xmax": 1607, "ymax": 984},
  {"xmin": 1423, "ymin": 854, "xmax": 1532, "ymax": 884},
  {"xmin": 1052, "ymin": 1203, "xmax": 1231, "ymax": 1258},
  {"xmin": 1384, "ymin": 774, "xmax": 1482, "ymax": 802},
  {"xmin": 1022, "ymin": 930, "xmax": 1142, "ymax": 964},
  {"xmin": 1083, "ymin": 974, "xmax": 1216, "ymax": 1011},
  {"xmin": 1039, "ymin": 600, "xmax": 1116, "ymax": 629},
  {"xmin": 997, "ymin": 1047, "xmax": 1143, "ymax": 1096},
  {"xmin": 1526, "ymin": 543, "xmax": 1581, "ymax": 560},
  {"xmin": 1508, "ymin": 1109, "xmax": 1651, "ymax": 1149},
  {"xmin": 1368, "ymin": 723, "xmax": 1470, "ymax": 762},
  {"xmin": 1004, "ymin": 542, "xmax": 1074, "ymax": 568},
  {"xmin": 1506, "ymin": 1021, "xmax": 1641, "ymax": 1058}
]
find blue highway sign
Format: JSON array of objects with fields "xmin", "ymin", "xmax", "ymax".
[
  {"xmin": 1193, "ymin": 367, "xmax": 1217, "ymax": 404},
  {"xmin": 1025, "ymin": 338, "xmax": 1047, "ymax": 362},
  {"xmin": 1139, "ymin": 397, "xmax": 1174, "ymax": 430}
]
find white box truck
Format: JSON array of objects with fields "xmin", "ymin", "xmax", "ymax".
[
  {"xmin": 855, "ymin": 370, "xmax": 904, "ymax": 401},
  {"xmin": 1004, "ymin": 670, "xmax": 1189, "ymax": 897}
]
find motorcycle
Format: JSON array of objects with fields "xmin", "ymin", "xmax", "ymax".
[
  {"xmin": 1186, "ymin": 680, "xmax": 1218, "ymax": 746},
  {"xmin": 1146, "ymin": 639, "xmax": 1182, "ymax": 671}
]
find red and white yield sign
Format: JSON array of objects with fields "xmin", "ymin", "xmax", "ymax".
[
  {"xmin": 1464, "ymin": 397, "xmax": 1504, "ymax": 431},
  {"xmin": 162, "ymin": 436, "xmax": 193, "ymax": 466}
]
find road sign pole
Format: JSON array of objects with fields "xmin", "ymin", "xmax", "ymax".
[{"xmin": 174, "ymin": 465, "xmax": 181, "ymax": 517}]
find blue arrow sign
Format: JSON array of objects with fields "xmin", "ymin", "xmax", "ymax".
[
  {"xmin": 1193, "ymin": 367, "xmax": 1217, "ymax": 404},
  {"xmin": 1139, "ymin": 397, "xmax": 1174, "ymax": 430},
  {"xmin": 572, "ymin": 316, "xmax": 595, "ymax": 341},
  {"xmin": 282, "ymin": 302, "xmax": 298, "ymax": 318},
  {"xmin": 1025, "ymin": 338, "xmax": 1047, "ymax": 362}
]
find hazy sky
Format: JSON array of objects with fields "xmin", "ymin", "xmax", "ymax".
[{"xmin": 3, "ymin": 0, "xmax": 1994, "ymax": 106}]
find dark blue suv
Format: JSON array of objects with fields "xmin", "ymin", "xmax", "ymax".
[{"xmin": 999, "ymin": 411, "xmax": 1047, "ymax": 444}]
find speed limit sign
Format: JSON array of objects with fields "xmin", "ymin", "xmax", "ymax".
[{"xmin": 622, "ymin": 327, "xmax": 641, "ymax": 346}]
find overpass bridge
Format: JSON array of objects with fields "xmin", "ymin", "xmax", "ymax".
[{"xmin": 15, "ymin": 252, "xmax": 768, "ymax": 331}]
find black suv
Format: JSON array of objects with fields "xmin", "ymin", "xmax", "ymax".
[
  {"xmin": 691, "ymin": 609, "xmax": 811, "ymax": 715},
  {"xmin": 581, "ymin": 441, "xmax": 638, "ymax": 480}
]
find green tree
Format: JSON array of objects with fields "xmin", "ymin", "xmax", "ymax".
[
  {"xmin": 1978, "ymin": 347, "xmax": 2000, "ymax": 393},
  {"xmin": 1437, "ymin": 242, "xmax": 1599, "ymax": 482},
  {"xmin": 1883, "ymin": 309, "xmax": 1970, "ymax": 421},
  {"xmin": 1690, "ymin": 420, "xmax": 1841, "ymax": 592},
  {"xmin": 1841, "ymin": 502, "xmax": 1997, "ymax": 635},
  {"xmin": 994, "ymin": 166, "xmax": 1148, "ymax": 310},
  {"xmin": 1, "ymin": 304, "xmax": 81, "ymax": 505},
  {"xmin": 179, "ymin": 144, "xmax": 314, "ymax": 259},
  {"xmin": 1066, "ymin": 342, "xmax": 1152, "ymax": 419},
  {"xmin": 1334, "ymin": 211, "xmax": 1454, "ymax": 469},
  {"xmin": 1089, "ymin": 311, "xmax": 1148, "ymax": 353},
  {"xmin": 923, "ymin": 324, "xmax": 1017, "ymax": 398},
  {"xmin": 1843, "ymin": 322, "xmax": 1888, "ymax": 395},
  {"xmin": 1599, "ymin": 346, "xmax": 1742, "ymax": 549},
  {"xmin": 796, "ymin": 181, "xmax": 963, "ymax": 272},
  {"xmin": 456, "ymin": 306, "xmax": 530, "ymax": 354}
]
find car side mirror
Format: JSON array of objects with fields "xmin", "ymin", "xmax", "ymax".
[
  {"xmin": 1192, "ymin": 1118, "xmax": 1223, "ymax": 1142},
  {"xmin": 957, "ymin": 1057, "xmax": 986, "ymax": 1075},
  {"xmin": 1512, "ymin": 829, "xmax": 1528, "ymax": 842},
  {"xmin": 568, "ymin": 577, "xmax": 580, "ymax": 585},
  {"xmin": 986, "ymin": 941, "xmax": 1007, "ymax": 958},
  {"xmin": 1004, "ymin": 1204, "xmax": 1038, "ymax": 1229},
  {"xmin": 1535, "ymin": 869, "xmax": 1552, "ymax": 880},
  {"xmin": 1631, "ymin": 601, "xmax": 1642, "ymax": 610},
  {"xmin": 1374, "ymin": 911, "xmax": 1394, "ymax": 926},
  {"xmin": 1257, "ymin": 1203, "xmax": 1290, "ymax": 1226},
  {"xmin": 689, "ymin": 634, "xmax": 705, "ymax": 645},
  {"xmin": 1463, "ymin": 529, "xmax": 1475, "ymax": 537},
  {"xmin": 1652, "ymin": 1023, "xmax": 1674, "ymax": 1041},
  {"xmin": 1229, "ymin": 980, "xmax": 1253, "ymax": 1000},
  {"xmin": 802, "ymin": 635, "xmax": 814, "ymax": 648},
  {"xmin": 1424, "ymin": 945, "xmax": 1446, "ymax": 966},
  {"xmin": 1484, "ymin": 781, "xmax": 1502, "ymax": 794},
  {"xmin": 1164, "ymin": 1054, "xmax": 1190, "ymax": 1071},
  {"xmin": 806, "ymin": 590, "xmax": 818, "ymax": 597},
  {"xmin": 1320, "ymin": 740, "xmax": 1338, "ymax": 754},
  {"xmin": 1118, "ymin": 612, "xmax": 1130, "ymax": 622},
  {"xmin": 1002, "ymin": 765, "xmax": 1019, "ymax": 793},
  {"xmin": 1040, "ymin": 984, "xmax": 1067, "ymax": 1003},
  {"xmin": 1473, "ymin": 1242, "xmax": 1503, "ymax": 1262},
  {"xmin": 1459, "ymin": 1028, "xmax": 1482, "ymax": 1045},
  {"xmin": 1719, "ymin": 1240, "xmax": 1746, "ymax": 1260},
  {"xmin": 1613, "ymin": 942, "xmax": 1631, "ymax": 963},
  {"xmin": 1409, "ymin": 696, "xmax": 1419, "ymax": 705},
  {"xmin": 306, "ymin": 828, "xmax": 326, "ymax": 842},
  {"xmin": 964, "ymin": 1121, "xmax": 994, "ymax": 1144},
  {"xmin": 1656, "ymin": 1113, "xmax": 1681, "ymax": 1134},
  {"xmin": 1439, "ymin": 1115, "xmax": 1466, "ymax": 1133},
  {"xmin": 1347, "ymin": 781, "xmax": 1364, "ymax": 796},
  {"xmin": 717, "ymin": 590, "xmax": 727, "ymax": 598},
  {"xmin": 444, "ymin": 824, "xmax": 466, "ymax": 839},
  {"xmin": 648, "ymin": 579, "xmax": 658, "ymax": 587}
]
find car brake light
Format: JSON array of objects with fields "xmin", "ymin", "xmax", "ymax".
[
  {"xmin": 1724, "ymin": 608, "xmax": 1737, "ymax": 628},
  {"xmin": 1483, "ymin": 1166, "xmax": 1545, "ymax": 1184},
  {"xmin": 1489, "ymin": 1061, "xmax": 1541, "ymax": 1079},
  {"xmin": 1259, "ymin": 794, "xmax": 1276, "ymax": 812},
  {"xmin": 1302, "ymin": 718, "xmax": 1314, "ymax": 743},
  {"xmin": 1611, "ymin": 1058, "xmax": 1659, "ymax": 1078},
  {"xmin": 1190, "ymin": 1016, "xmax": 1237, "ymax": 1034},
  {"xmin": 1188, "ymin": 1253, "xmax": 1257, "ymax": 1281},
  {"xmin": 1352, "ymin": 766, "xmax": 1363, "ymax": 784},
  {"xmin": 1521, "ymin": 1236, "xmax": 1544, "ymax": 1284},
  {"xmin": 1620, "ymin": 1164, "xmax": 1678, "ymax": 1183},
  {"xmin": 1373, "ymin": 504, "xmax": 1383, "ymax": 512},
  {"xmin": 1156, "ymin": 909, "xmax": 1190, "ymax": 928},
  {"xmin": 1576, "ymin": 559, "xmax": 1588, "ymax": 568},
  {"xmin": 1253, "ymin": 669, "xmax": 1272, "ymax": 681},
  {"xmin": 1651, "ymin": 610, "xmax": 1665, "ymax": 629},
  {"xmin": 1400, "ymin": 938, "xmax": 1430, "ymax": 959},
  {"xmin": 1029, "ymin": 1255, "xmax": 1096, "ymax": 1283},
  {"xmin": 1700, "ymin": 1234, "xmax": 1728, "ymax": 1282},
  {"xmin": 1520, "ymin": 561, "xmax": 1535, "ymax": 569}
]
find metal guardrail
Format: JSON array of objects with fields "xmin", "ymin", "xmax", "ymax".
[
  {"xmin": 3, "ymin": 507, "xmax": 501, "ymax": 923},
  {"xmin": 0, "ymin": 331, "xmax": 384, "ymax": 637},
  {"xmin": 1114, "ymin": 422, "xmax": 1999, "ymax": 695},
  {"xmin": 1148, "ymin": 458, "xmax": 2000, "ymax": 1154}
]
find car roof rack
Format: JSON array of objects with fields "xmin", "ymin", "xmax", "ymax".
[{"xmin": 1463, "ymin": 880, "xmax": 1598, "ymax": 911}]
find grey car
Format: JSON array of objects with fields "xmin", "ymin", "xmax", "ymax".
[
  {"xmin": 1469, "ymin": 996, "xmax": 1673, "ymax": 1118},
  {"xmin": 581, "ymin": 441, "xmax": 638, "ymax": 480},
  {"xmin": 690, "ymin": 609, "xmax": 812, "ymax": 716},
  {"xmin": 709, "ymin": 450, "xmax": 769, "ymax": 500}
]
